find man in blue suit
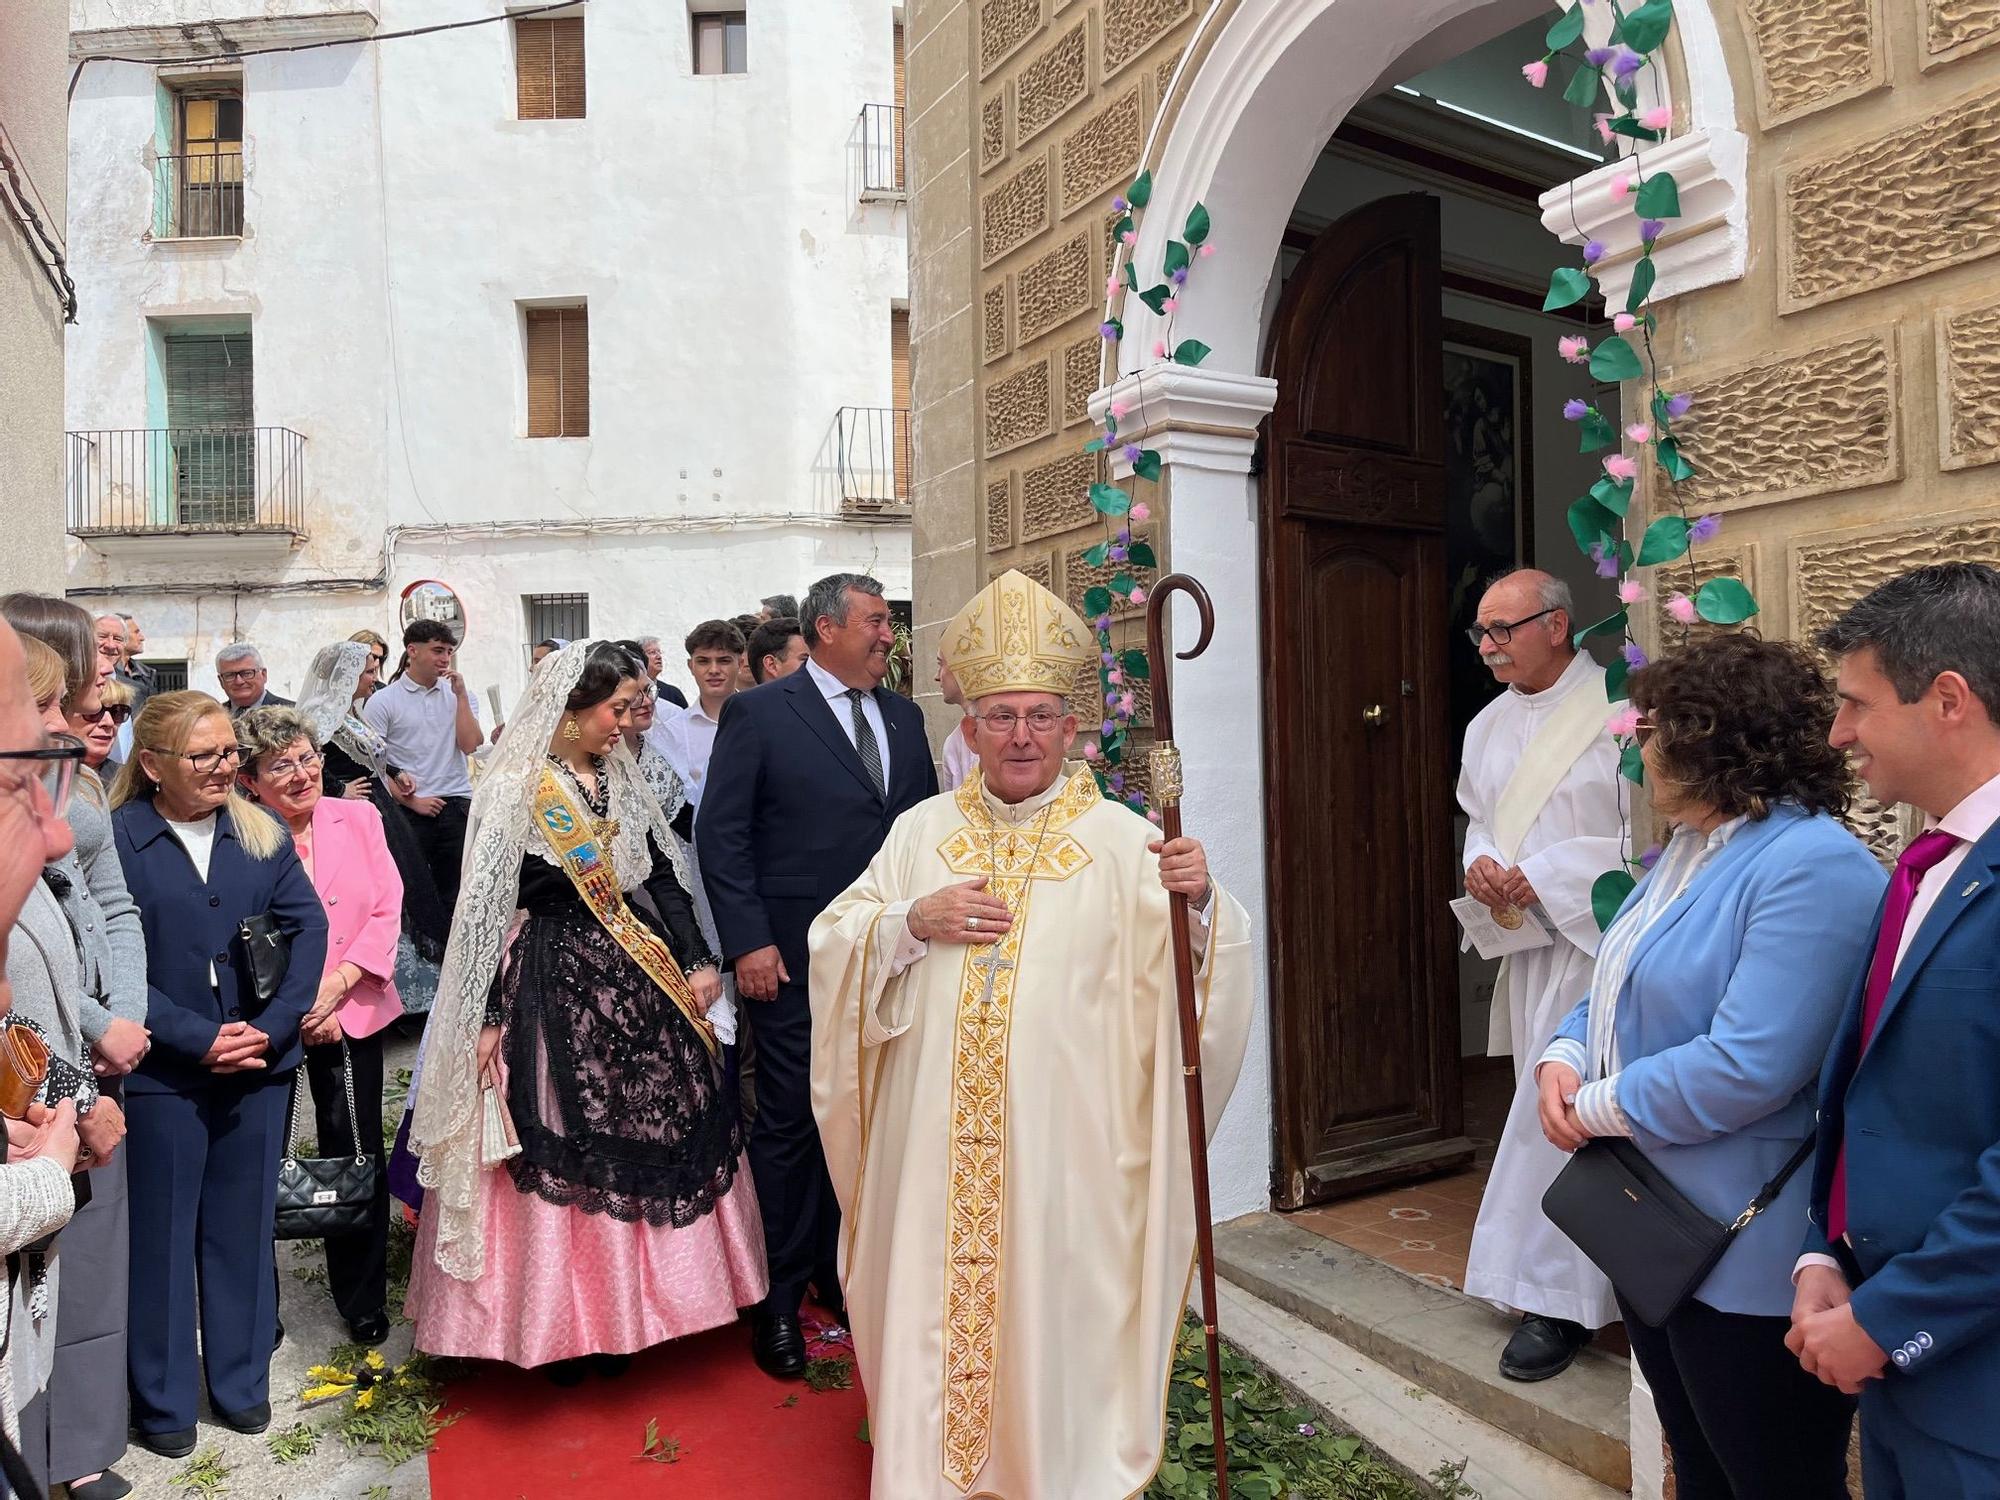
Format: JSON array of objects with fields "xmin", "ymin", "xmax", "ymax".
[
  {"xmin": 697, "ymin": 573, "xmax": 937, "ymax": 1378},
  {"xmin": 1790, "ymin": 562, "xmax": 2000, "ymax": 1496}
]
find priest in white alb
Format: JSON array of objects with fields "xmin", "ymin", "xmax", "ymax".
[
  {"xmin": 809, "ymin": 569, "xmax": 1254, "ymax": 1499},
  {"xmin": 1457, "ymin": 568, "xmax": 1625, "ymax": 1381}
]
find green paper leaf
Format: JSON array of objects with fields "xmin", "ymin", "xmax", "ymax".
[
  {"xmin": 1610, "ymin": 115, "xmax": 1663, "ymax": 143},
  {"xmin": 1184, "ymin": 202, "xmax": 1211, "ymax": 246},
  {"xmin": 1591, "ymin": 474, "xmax": 1636, "ymax": 515},
  {"xmin": 1546, "ymin": 5, "xmax": 1586, "ymax": 50},
  {"xmin": 1090, "ymin": 482, "xmax": 1131, "ymax": 517},
  {"xmin": 1173, "ymin": 339, "xmax": 1212, "ymax": 367},
  {"xmin": 1122, "ymin": 261, "xmax": 1139, "ymax": 292},
  {"xmin": 1635, "ymin": 171, "xmax": 1681, "ymax": 219},
  {"xmin": 1627, "ymin": 256, "xmax": 1657, "ymax": 314},
  {"xmin": 1621, "ymin": 0, "xmax": 1676, "ymax": 54},
  {"xmin": 1619, "ymin": 743, "xmax": 1647, "ymax": 786},
  {"xmin": 1579, "ymin": 409, "xmax": 1617, "ymax": 453},
  {"xmin": 1082, "ymin": 542, "xmax": 1109, "ymax": 567},
  {"xmin": 1132, "ymin": 449, "xmax": 1162, "ymax": 483},
  {"xmin": 1636, "ymin": 514, "xmax": 1691, "ymax": 567},
  {"xmin": 1567, "ymin": 496, "xmax": 1619, "ymax": 552},
  {"xmin": 1652, "ymin": 390, "xmax": 1677, "ymax": 428},
  {"xmin": 1110, "ymin": 571, "xmax": 1137, "ymax": 596},
  {"xmin": 1083, "ymin": 436, "xmax": 1107, "ymax": 453},
  {"xmin": 1120, "ymin": 648, "xmax": 1151, "ymax": 679},
  {"xmin": 1613, "ymin": 71, "xmax": 1639, "ymax": 110},
  {"xmin": 1564, "ymin": 64, "xmax": 1603, "ymax": 109},
  {"xmin": 1544, "ymin": 266, "xmax": 1592, "ymax": 312},
  {"xmin": 1127, "ymin": 170, "xmax": 1152, "ymax": 209},
  {"xmin": 1656, "ymin": 434, "xmax": 1697, "ymax": 482},
  {"xmin": 1113, "ymin": 215, "xmax": 1134, "ymax": 241},
  {"xmin": 1083, "ymin": 586, "xmax": 1113, "ymax": 617},
  {"xmin": 1164, "ymin": 239, "xmax": 1191, "ymax": 278},
  {"xmin": 1575, "ymin": 607, "xmax": 1629, "ymax": 649},
  {"xmin": 1605, "ymin": 656, "xmax": 1631, "ymax": 702},
  {"xmin": 1128, "ymin": 542, "xmax": 1158, "ymax": 569},
  {"xmin": 1589, "ymin": 334, "xmax": 1645, "ymax": 382},
  {"xmin": 1139, "ymin": 284, "xmax": 1173, "ymax": 315},
  {"xmin": 1593, "ymin": 870, "xmax": 1638, "ymax": 931},
  {"xmin": 1695, "ymin": 577, "xmax": 1760, "ymax": 625}
]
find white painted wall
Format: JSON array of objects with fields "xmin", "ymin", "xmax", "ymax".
[{"xmin": 64, "ymin": 0, "xmax": 910, "ymax": 711}]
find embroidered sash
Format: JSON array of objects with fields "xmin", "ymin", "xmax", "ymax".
[
  {"xmin": 533, "ymin": 766, "xmax": 718, "ymax": 1059},
  {"xmin": 1491, "ymin": 666, "xmax": 1612, "ymax": 864}
]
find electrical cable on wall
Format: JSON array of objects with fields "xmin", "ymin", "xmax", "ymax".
[{"xmin": 0, "ymin": 133, "xmax": 77, "ymax": 322}]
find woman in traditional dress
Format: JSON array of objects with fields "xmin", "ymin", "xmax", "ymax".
[{"xmin": 405, "ymin": 641, "xmax": 765, "ymax": 1382}]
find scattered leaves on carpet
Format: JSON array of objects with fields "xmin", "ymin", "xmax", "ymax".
[{"xmin": 636, "ymin": 1416, "xmax": 683, "ymax": 1464}]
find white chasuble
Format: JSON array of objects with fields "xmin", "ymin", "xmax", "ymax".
[
  {"xmin": 1457, "ymin": 650, "xmax": 1624, "ymax": 1327},
  {"xmin": 809, "ymin": 765, "xmax": 1254, "ymax": 1500}
]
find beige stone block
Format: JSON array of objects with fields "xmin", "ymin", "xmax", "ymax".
[
  {"xmin": 1016, "ymin": 229, "xmax": 1094, "ymax": 344},
  {"xmin": 915, "ymin": 306, "xmax": 978, "ymax": 411},
  {"xmin": 978, "ymin": 0, "xmax": 1044, "ymax": 78},
  {"xmin": 1738, "ymin": 0, "xmax": 1885, "ymax": 128},
  {"xmin": 1063, "ymin": 527, "xmax": 1155, "ymax": 619},
  {"xmin": 1058, "ymin": 86, "xmax": 1144, "ymax": 218},
  {"xmin": 913, "ymin": 155, "xmax": 974, "ymax": 262},
  {"xmin": 980, "ymin": 90, "xmax": 1008, "ymax": 174},
  {"xmin": 1015, "ymin": 17, "xmax": 1090, "ymax": 146},
  {"xmin": 1019, "ymin": 448, "xmax": 1101, "ymax": 540},
  {"xmin": 991, "ymin": 551, "xmax": 1055, "ymax": 589},
  {"xmin": 908, "ymin": 82, "xmax": 972, "ymax": 195},
  {"xmin": 1063, "ymin": 332, "xmax": 1106, "ymax": 426},
  {"xmin": 1927, "ymin": 0, "xmax": 2000, "ymax": 67},
  {"xmin": 911, "ymin": 229, "xmax": 973, "ymax": 339},
  {"xmin": 913, "ymin": 469, "xmax": 978, "ymax": 556},
  {"xmin": 985, "ymin": 473, "xmax": 1015, "ymax": 549},
  {"xmin": 1938, "ymin": 296, "xmax": 2000, "ymax": 469},
  {"xmin": 983, "ymin": 358, "xmax": 1056, "ymax": 455},
  {"xmin": 980, "ymin": 154, "xmax": 1052, "ymax": 266},
  {"xmin": 1102, "ymin": 0, "xmax": 1192, "ymax": 80},
  {"xmin": 918, "ymin": 542, "xmax": 984, "ymax": 625},
  {"xmin": 907, "ymin": 4, "xmax": 970, "ymax": 116},
  {"xmin": 982, "ymin": 280, "xmax": 1011, "ymax": 364},
  {"xmin": 916, "ymin": 378, "xmax": 980, "ymax": 472},
  {"xmin": 909, "ymin": 0, "xmax": 967, "ymax": 46}
]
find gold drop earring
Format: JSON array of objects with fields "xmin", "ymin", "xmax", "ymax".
[{"xmin": 562, "ymin": 717, "xmax": 582, "ymax": 742}]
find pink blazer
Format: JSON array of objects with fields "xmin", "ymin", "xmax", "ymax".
[{"xmin": 306, "ymin": 796, "xmax": 405, "ymax": 1040}]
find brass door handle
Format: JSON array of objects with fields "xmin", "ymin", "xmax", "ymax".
[{"xmin": 1362, "ymin": 704, "xmax": 1385, "ymax": 728}]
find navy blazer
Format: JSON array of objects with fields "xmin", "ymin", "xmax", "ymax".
[
  {"xmin": 696, "ymin": 669, "xmax": 936, "ymax": 976},
  {"xmin": 113, "ymin": 797, "xmax": 329, "ymax": 1089},
  {"xmin": 1807, "ymin": 812, "xmax": 2000, "ymax": 1456}
]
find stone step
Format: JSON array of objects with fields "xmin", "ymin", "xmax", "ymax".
[{"xmin": 1212, "ymin": 1212, "xmax": 1632, "ymax": 1492}]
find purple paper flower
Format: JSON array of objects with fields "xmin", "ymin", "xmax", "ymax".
[
  {"xmin": 1665, "ymin": 391, "xmax": 1694, "ymax": 420},
  {"xmin": 1582, "ymin": 239, "xmax": 1607, "ymax": 266},
  {"xmin": 1689, "ymin": 513, "xmax": 1722, "ymax": 544},
  {"xmin": 1109, "ymin": 773, "xmax": 1124, "ymax": 792},
  {"xmin": 1099, "ymin": 321, "xmax": 1120, "ymax": 341},
  {"xmin": 1101, "ymin": 650, "xmax": 1115, "ymax": 666},
  {"xmin": 1585, "ymin": 46, "xmax": 1613, "ymax": 66},
  {"xmin": 1095, "ymin": 614, "xmax": 1111, "ymax": 630},
  {"xmin": 1298, "ymin": 1423, "xmax": 1319, "ymax": 1437},
  {"xmin": 1639, "ymin": 218, "xmax": 1666, "ymax": 243},
  {"xmin": 1101, "ymin": 720, "xmax": 1116, "ymax": 737},
  {"xmin": 1639, "ymin": 844, "xmax": 1664, "ymax": 871},
  {"xmin": 1622, "ymin": 642, "xmax": 1649, "ymax": 670},
  {"xmin": 1170, "ymin": 266, "xmax": 1189, "ymax": 285},
  {"xmin": 1109, "ymin": 545, "xmax": 1128, "ymax": 563},
  {"xmin": 1563, "ymin": 398, "xmax": 1591, "ymax": 421},
  {"xmin": 1590, "ymin": 541, "xmax": 1621, "ymax": 580},
  {"xmin": 1612, "ymin": 47, "xmax": 1645, "ymax": 79},
  {"xmin": 1112, "ymin": 195, "xmax": 1128, "ymax": 212},
  {"xmin": 1123, "ymin": 443, "xmax": 1143, "ymax": 464}
]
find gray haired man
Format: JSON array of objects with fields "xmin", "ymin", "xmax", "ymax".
[{"xmin": 215, "ymin": 643, "xmax": 291, "ymax": 719}]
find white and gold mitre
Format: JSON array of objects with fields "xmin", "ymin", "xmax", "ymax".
[{"xmin": 941, "ymin": 568, "xmax": 1095, "ymax": 701}]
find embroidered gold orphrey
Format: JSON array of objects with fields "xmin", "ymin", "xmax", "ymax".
[{"xmin": 936, "ymin": 765, "xmax": 1098, "ymax": 1492}]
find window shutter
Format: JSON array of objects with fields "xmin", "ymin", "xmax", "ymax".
[
  {"xmin": 892, "ymin": 23, "xmax": 906, "ymax": 188},
  {"xmin": 516, "ymin": 19, "xmax": 555, "ymax": 120},
  {"xmin": 552, "ymin": 17, "xmax": 586, "ymax": 119},
  {"xmin": 165, "ymin": 333, "xmax": 253, "ymax": 428},
  {"xmin": 559, "ymin": 306, "xmax": 590, "ymax": 437},
  {"xmin": 525, "ymin": 309, "xmax": 562, "ymax": 437},
  {"xmin": 891, "ymin": 310, "xmax": 910, "ymax": 501},
  {"xmin": 694, "ymin": 15, "xmax": 724, "ymax": 75}
]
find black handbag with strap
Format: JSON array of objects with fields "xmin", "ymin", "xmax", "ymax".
[
  {"xmin": 1542, "ymin": 1133, "xmax": 1816, "ymax": 1328},
  {"xmin": 236, "ymin": 910, "xmax": 292, "ymax": 1016},
  {"xmin": 274, "ymin": 1039, "xmax": 377, "ymax": 1241}
]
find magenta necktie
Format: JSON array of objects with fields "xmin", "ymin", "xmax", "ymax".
[{"xmin": 1827, "ymin": 828, "xmax": 1960, "ymax": 1242}]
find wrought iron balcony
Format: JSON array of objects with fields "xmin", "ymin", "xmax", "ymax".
[
  {"xmin": 66, "ymin": 427, "xmax": 306, "ymax": 537},
  {"xmin": 858, "ymin": 103, "xmax": 905, "ymax": 196},
  {"xmin": 153, "ymin": 151, "xmax": 245, "ymax": 239},
  {"xmin": 831, "ymin": 406, "xmax": 911, "ymax": 518}
]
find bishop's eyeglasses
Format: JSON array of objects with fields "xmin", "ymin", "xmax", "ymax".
[
  {"xmin": 1466, "ymin": 608, "xmax": 1557, "ymax": 648},
  {"xmin": 970, "ymin": 708, "xmax": 1067, "ymax": 736}
]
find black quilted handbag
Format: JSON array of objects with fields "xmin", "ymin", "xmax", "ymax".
[{"xmin": 274, "ymin": 1040, "xmax": 377, "ymax": 1241}]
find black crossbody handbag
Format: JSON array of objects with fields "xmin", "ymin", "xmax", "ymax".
[
  {"xmin": 274, "ymin": 1039, "xmax": 377, "ymax": 1240},
  {"xmin": 236, "ymin": 911, "xmax": 292, "ymax": 1018},
  {"xmin": 1542, "ymin": 1133, "xmax": 1816, "ymax": 1328}
]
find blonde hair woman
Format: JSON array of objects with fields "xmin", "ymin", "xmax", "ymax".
[{"xmin": 109, "ymin": 692, "xmax": 328, "ymax": 1457}]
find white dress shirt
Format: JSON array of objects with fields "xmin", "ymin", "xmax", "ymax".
[
  {"xmin": 804, "ymin": 656, "xmax": 892, "ymax": 788},
  {"xmin": 941, "ymin": 722, "xmax": 976, "ymax": 791},
  {"xmin": 653, "ymin": 701, "xmax": 724, "ymax": 813}
]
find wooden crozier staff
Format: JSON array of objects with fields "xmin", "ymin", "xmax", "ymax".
[{"xmin": 1144, "ymin": 572, "xmax": 1231, "ymax": 1499}]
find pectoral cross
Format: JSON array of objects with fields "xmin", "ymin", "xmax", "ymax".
[{"xmin": 969, "ymin": 949, "xmax": 1014, "ymax": 1022}]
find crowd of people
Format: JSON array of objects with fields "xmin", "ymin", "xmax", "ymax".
[{"xmin": 0, "ymin": 558, "xmax": 1993, "ymax": 1498}]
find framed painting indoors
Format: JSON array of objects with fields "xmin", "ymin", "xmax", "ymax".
[{"xmin": 1441, "ymin": 320, "xmax": 1535, "ymax": 767}]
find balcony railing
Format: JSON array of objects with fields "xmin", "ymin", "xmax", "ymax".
[
  {"xmin": 153, "ymin": 151, "xmax": 245, "ymax": 238},
  {"xmin": 67, "ymin": 427, "xmax": 306, "ymax": 535},
  {"xmin": 858, "ymin": 103, "xmax": 905, "ymax": 195},
  {"xmin": 832, "ymin": 406, "xmax": 911, "ymax": 517}
]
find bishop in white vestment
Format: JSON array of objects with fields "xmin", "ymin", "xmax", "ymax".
[
  {"xmin": 1457, "ymin": 571, "xmax": 1624, "ymax": 1374},
  {"xmin": 809, "ymin": 570, "xmax": 1254, "ymax": 1498}
]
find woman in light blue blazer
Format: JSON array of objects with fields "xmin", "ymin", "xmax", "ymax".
[{"xmin": 1536, "ymin": 634, "xmax": 1885, "ymax": 1500}]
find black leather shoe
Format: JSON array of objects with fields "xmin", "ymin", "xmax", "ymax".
[
  {"xmin": 542, "ymin": 1357, "xmax": 590, "ymax": 1387},
  {"xmin": 134, "ymin": 1428, "xmax": 197, "ymax": 1460},
  {"xmin": 349, "ymin": 1311, "xmax": 391, "ymax": 1347},
  {"xmin": 1499, "ymin": 1315, "xmax": 1592, "ymax": 1382},
  {"xmin": 273, "ymin": 1316, "xmax": 285, "ymax": 1353},
  {"xmin": 67, "ymin": 1472, "xmax": 134, "ymax": 1500},
  {"xmin": 751, "ymin": 1309, "xmax": 807, "ymax": 1380},
  {"xmin": 215, "ymin": 1401, "xmax": 272, "ymax": 1434}
]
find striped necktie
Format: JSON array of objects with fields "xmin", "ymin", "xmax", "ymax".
[{"xmin": 846, "ymin": 688, "xmax": 886, "ymax": 797}]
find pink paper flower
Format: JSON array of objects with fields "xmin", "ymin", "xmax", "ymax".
[
  {"xmin": 1162, "ymin": 297, "xmax": 1179, "ymax": 313},
  {"xmin": 1198, "ymin": 243, "xmax": 1216, "ymax": 257},
  {"xmin": 1613, "ymin": 312, "xmax": 1638, "ymax": 334},
  {"xmin": 1642, "ymin": 105, "xmax": 1673, "ymax": 130},
  {"xmin": 1130, "ymin": 502, "xmax": 1151, "ymax": 522},
  {"xmin": 1109, "ymin": 400, "xmax": 1131, "ymax": 419},
  {"xmin": 1604, "ymin": 453, "xmax": 1639, "ymax": 481},
  {"xmin": 1522, "ymin": 59, "xmax": 1550, "ymax": 88},
  {"xmin": 1595, "ymin": 113, "xmax": 1616, "ymax": 145},
  {"xmin": 1606, "ymin": 705, "xmax": 1643, "ymax": 738},
  {"xmin": 1105, "ymin": 274, "xmax": 1121, "ymax": 298},
  {"xmin": 1625, "ymin": 422, "xmax": 1652, "ymax": 443},
  {"xmin": 1609, "ymin": 175, "xmax": 1633, "ymax": 201},
  {"xmin": 1082, "ymin": 740, "xmax": 1100, "ymax": 760},
  {"xmin": 1618, "ymin": 578, "xmax": 1648, "ymax": 604},
  {"xmin": 1121, "ymin": 229, "xmax": 1138, "ymax": 246},
  {"xmin": 1146, "ymin": 809, "xmax": 1163, "ymax": 826},
  {"xmin": 1558, "ymin": 335, "xmax": 1590, "ymax": 364},
  {"xmin": 1107, "ymin": 668, "xmax": 1124, "ymax": 686},
  {"xmin": 1666, "ymin": 593, "xmax": 1699, "ymax": 625},
  {"xmin": 1152, "ymin": 341, "xmax": 1168, "ymax": 358},
  {"xmin": 1128, "ymin": 586, "xmax": 1148, "ymax": 606}
]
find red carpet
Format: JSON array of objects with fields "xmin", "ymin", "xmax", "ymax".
[{"xmin": 428, "ymin": 1318, "xmax": 873, "ymax": 1498}]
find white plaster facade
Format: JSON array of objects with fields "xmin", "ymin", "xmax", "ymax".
[{"xmin": 63, "ymin": 0, "xmax": 912, "ymax": 707}]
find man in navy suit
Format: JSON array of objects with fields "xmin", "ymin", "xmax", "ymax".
[
  {"xmin": 1790, "ymin": 562, "xmax": 2000, "ymax": 1496},
  {"xmin": 697, "ymin": 572, "xmax": 937, "ymax": 1378}
]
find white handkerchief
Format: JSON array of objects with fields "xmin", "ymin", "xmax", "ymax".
[{"xmin": 1450, "ymin": 896, "xmax": 1555, "ymax": 961}]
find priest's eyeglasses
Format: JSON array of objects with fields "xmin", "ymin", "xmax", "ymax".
[
  {"xmin": 0, "ymin": 734, "xmax": 86, "ymax": 820},
  {"xmin": 971, "ymin": 708, "xmax": 1067, "ymax": 736},
  {"xmin": 1466, "ymin": 608, "xmax": 1557, "ymax": 648}
]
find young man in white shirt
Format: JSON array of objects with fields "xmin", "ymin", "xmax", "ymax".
[
  {"xmin": 361, "ymin": 620, "xmax": 482, "ymax": 914},
  {"xmin": 651, "ymin": 620, "xmax": 744, "ymax": 816}
]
